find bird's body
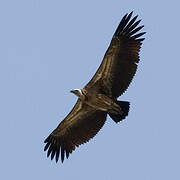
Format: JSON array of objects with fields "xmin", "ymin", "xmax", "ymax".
[
  {"xmin": 72, "ymin": 88, "xmax": 122, "ymax": 114},
  {"xmin": 44, "ymin": 12, "xmax": 145, "ymax": 163}
]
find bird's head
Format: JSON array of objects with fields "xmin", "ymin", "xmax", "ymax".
[{"xmin": 70, "ymin": 89, "xmax": 85, "ymax": 100}]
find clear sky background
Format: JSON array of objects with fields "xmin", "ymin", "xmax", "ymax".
[{"xmin": 1, "ymin": 0, "xmax": 180, "ymax": 179}]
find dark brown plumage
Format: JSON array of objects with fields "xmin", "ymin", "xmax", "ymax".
[{"xmin": 44, "ymin": 11, "xmax": 145, "ymax": 163}]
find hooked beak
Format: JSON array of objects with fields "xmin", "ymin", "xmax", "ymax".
[{"xmin": 70, "ymin": 90, "xmax": 75, "ymax": 94}]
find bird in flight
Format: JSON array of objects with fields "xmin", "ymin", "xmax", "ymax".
[{"xmin": 44, "ymin": 11, "xmax": 145, "ymax": 163}]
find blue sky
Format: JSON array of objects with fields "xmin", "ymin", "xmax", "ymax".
[{"xmin": 1, "ymin": 0, "xmax": 180, "ymax": 179}]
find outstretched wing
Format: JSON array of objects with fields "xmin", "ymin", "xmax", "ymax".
[
  {"xmin": 44, "ymin": 99, "xmax": 107, "ymax": 163},
  {"xmin": 85, "ymin": 12, "xmax": 145, "ymax": 98}
]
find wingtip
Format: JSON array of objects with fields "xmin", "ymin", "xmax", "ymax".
[
  {"xmin": 124, "ymin": 13, "xmax": 128, "ymax": 17},
  {"xmin": 61, "ymin": 148, "xmax": 65, "ymax": 163},
  {"xmin": 115, "ymin": 11, "xmax": 145, "ymax": 40},
  {"xmin": 44, "ymin": 142, "xmax": 50, "ymax": 151},
  {"xmin": 55, "ymin": 147, "xmax": 60, "ymax": 163},
  {"xmin": 129, "ymin": 11, "xmax": 133, "ymax": 16},
  {"xmin": 47, "ymin": 144, "xmax": 53, "ymax": 157},
  {"xmin": 51, "ymin": 149, "xmax": 56, "ymax": 160},
  {"xmin": 44, "ymin": 136, "xmax": 50, "ymax": 143},
  {"xmin": 61, "ymin": 157, "xmax": 64, "ymax": 163},
  {"xmin": 137, "ymin": 37, "xmax": 145, "ymax": 41},
  {"xmin": 66, "ymin": 151, "xmax": 69, "ymax": 159}
]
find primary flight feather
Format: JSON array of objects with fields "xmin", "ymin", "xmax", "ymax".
[{"xmin": 44, "ymin": 11, "xmax": 145, "ymax": 163}]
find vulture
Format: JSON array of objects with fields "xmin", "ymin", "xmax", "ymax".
[{"xmin": 44, "ymin": 11, "xmax": 145, "ymax": 163}]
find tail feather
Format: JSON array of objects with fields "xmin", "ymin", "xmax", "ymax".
[{"xmin": 109, "ymin": 101, "xmax": 130, "ymax": 123}]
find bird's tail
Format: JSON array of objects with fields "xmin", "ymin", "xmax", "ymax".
[{"xmin": 109, "ymin": 101, "xmax": 130, "ymax": 123}]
